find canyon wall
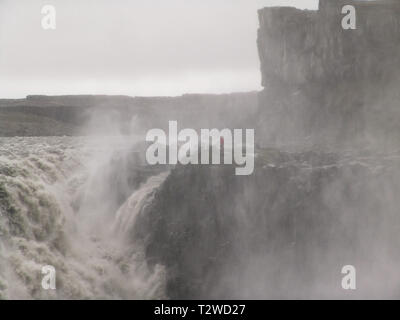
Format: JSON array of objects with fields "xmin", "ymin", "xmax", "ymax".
[
  {"xmin": 135, "ymin": 151, "xmax": 400, "ymax": 299},
  {"xmin": 257, "ymin": 0, "xmax": 400, "ymax": 147},
  {"xmin": 131, "ymin": 0, "xmax": 400, "ymax": 299}
]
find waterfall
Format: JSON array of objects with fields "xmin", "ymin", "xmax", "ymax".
[
  {"xmin": 0, "ymin": 136, "xmax": 168, "ymax": 299},
  {"xmin": 114, "ymin": 172, "xmax": 169, "ymax": 237}
]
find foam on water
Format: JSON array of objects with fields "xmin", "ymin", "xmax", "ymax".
[{"xmin": 0, "ymin": 136, "xmax": 167, "ymax": 299}]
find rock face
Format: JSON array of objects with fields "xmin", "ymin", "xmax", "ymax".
[
  {"xmin": 136, "ymin": 151, "xmax": 400, "ymax": 299},
  {"xmin": 130, "ymin": 0, "xmax": 400, "ymax": 299},
  {"xmin": 257, "ymin": 0, "xmax": 400, "ymax": 147}
]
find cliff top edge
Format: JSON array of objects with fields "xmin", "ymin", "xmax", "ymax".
[{"xmin": 259, "ymin": 0, "xmax": 400, "ymax": 14}]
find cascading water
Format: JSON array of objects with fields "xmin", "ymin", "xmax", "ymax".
[
  {"xmin": 114, "ymin": 172, "xmax": 170, "ymax": 238},
  {"xmin": 0, "ymin": 136, "xmax": 168, "ymax": 299}
]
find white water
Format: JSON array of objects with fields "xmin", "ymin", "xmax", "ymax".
[
  {"xmin": 115, "ymin": 172, "xmax": 169, "ymax": 237},
  {"xmin": 0, "ymin": 136, "xmax": 168, "ymax": 299}
]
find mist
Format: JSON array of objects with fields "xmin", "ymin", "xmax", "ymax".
[{"xmin": 1, "ymin": 0, "xmax": 400, "ymax": 301}]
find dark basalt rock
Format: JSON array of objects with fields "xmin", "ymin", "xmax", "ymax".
[
  {"xmin": 135, "ymin": 152, "xmax": 400, "ymax": 299},
  {"xmin": 257, "ymin": 0, "xmax": 400, "ymax": 147}
]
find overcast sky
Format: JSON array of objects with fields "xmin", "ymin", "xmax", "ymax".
[{"xmin": 0, "ymin": 0, "xmax": 318, "ymax": 98}]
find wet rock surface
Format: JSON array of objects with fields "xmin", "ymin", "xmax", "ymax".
[{"xmin": 136, "ymin": 150, "xmax": 400, "ymax": 298}]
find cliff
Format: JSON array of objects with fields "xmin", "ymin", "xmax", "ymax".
[
  {"xmin": 257, "ymin": 0, "xmax": 400, "ymax": 147},
  {"xmin": 134, "ymin": 151, "xmax": 400, "ymax": 299},
  {"xmin": 128, "ymin": 0, "xmax": 400, "ymax": 299}
]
